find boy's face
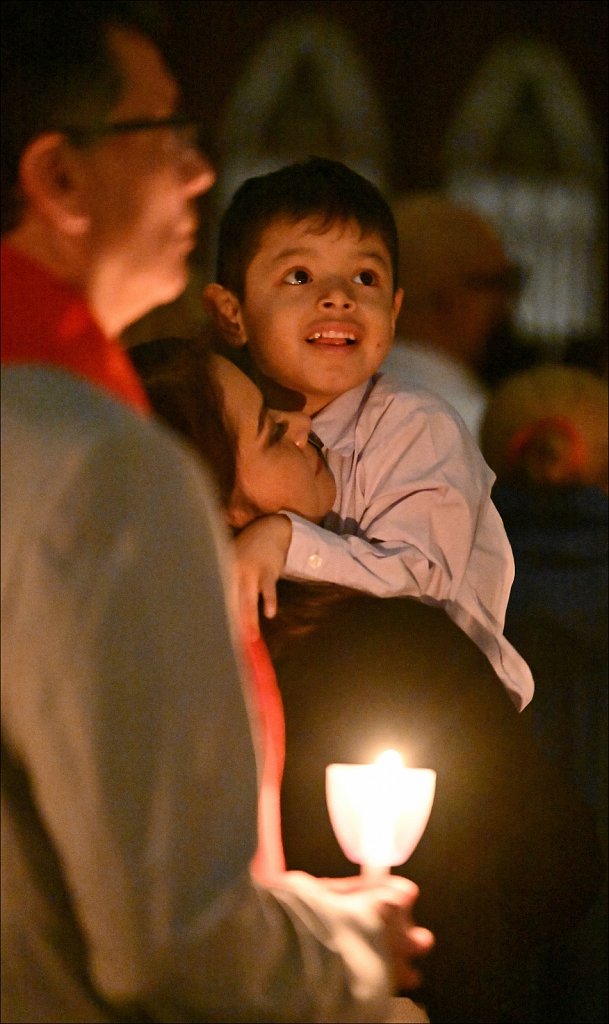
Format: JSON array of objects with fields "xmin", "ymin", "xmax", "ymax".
[{"xmin": 219, "ymin": 217, "xmax": 402, "ymax": 415}]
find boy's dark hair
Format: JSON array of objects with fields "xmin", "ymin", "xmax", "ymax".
[
  {"xmin": 216, "ymin": 157, "xmax": 400, "ymax": 298},
  {"xmin": 1, "ymin": 1, "xmax": 164, "ymax": 232}
]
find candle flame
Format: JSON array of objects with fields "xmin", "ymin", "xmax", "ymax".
[{"xmin": 374, "ymin": 749, "xmax": 404, "ymax": 769}]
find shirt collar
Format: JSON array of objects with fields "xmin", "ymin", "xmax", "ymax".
[{"xmin": 312, "ymin": 377, "xmax": 376, "ymax": 454}]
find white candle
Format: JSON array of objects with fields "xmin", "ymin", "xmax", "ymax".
[{"xmin": 326, "ymin": 750, "xmax": 436, "ymax": 878}]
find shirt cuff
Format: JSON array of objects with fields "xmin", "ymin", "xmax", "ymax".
[{"xmin": 282, "ymin": 512, "xmax": 330, "ymax": 576}]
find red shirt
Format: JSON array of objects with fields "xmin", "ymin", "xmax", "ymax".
[
  {"xmin": 1, "ymin": 241, "xmax": 286, "ymax": 879},
  {"xmin": 1, "ymin": 243, "xmax": 150, "ymax": 412}
]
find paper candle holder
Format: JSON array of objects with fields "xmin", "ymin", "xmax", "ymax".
[{"xmin": 326, "ymin": 753, "xmax": 436, "ymax": 877}]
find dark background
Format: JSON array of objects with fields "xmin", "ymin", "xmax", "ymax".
[{"xmin": 161, "ymin": 0, "xmax": 607, "ymax": 193}]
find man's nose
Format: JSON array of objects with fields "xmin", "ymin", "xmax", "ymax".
[{"xmin": 183, "ymin": 149, "xmax": 216, "ymax": 197}]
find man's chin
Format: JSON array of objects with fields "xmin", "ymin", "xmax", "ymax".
[
  {"xmin": 149, "ymin": 268, "xmax": 190, "ymax": 311},
  {"xmin": 161, "ymin": 264, "xmax": 191, "ymax": 302},
  {"xmin": 119, "ymin": 274, "xmax": 188, "ymax": 336}
]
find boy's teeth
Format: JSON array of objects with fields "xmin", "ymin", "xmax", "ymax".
[{"xmin": 309, "ymin": 331, "xmax": 355, "ymax": 341}]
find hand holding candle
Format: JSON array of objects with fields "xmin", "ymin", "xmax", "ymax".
[{"xmin": 326, "ymin": 750, "xmax": 436, "ymax": 879}]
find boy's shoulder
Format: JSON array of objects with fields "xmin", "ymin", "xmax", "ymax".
[
  {"xmin": 372, "ymin": 369, "xmax": 447, "ymax": 402},
  {"xmin": 319, "ymin": 372, "xmax": 458, "ymax": 419},
  {"xmin": 369, "ymin": 371, "xmax": 469, "ymax": 423},
  {"xmin": 315, "ymin": 372, "xmax": 473, "ymax": 452}
]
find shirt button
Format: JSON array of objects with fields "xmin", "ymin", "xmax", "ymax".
[{"xmin": 308, "ymin": 553, "xmax": 323, "ymax": 570}]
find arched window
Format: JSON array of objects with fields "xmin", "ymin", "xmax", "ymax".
[
  {"xmin": 444, "ymin": 37, "xmax": 605, "ymax": 361},
  {"xmin": 215, "ymin": 13, "xmax": 390, "ymax": 216}
]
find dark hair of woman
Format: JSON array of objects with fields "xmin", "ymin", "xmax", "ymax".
[{"xmin": 128, "ymin": 335, "xmax": 237, "ymax": 511}]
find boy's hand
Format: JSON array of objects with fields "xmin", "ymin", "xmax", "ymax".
[{"xmin": 234, "ymin": 514, "xmax": 292, "ymax": 637}]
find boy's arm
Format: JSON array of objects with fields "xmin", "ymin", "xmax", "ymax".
[
  {"xmin": 232, "ymin": 491, "xmax": 501, "ymax": 638},
  {"xmin": 283, "ymin": 514, "xmax": 451, "ymax": 595},
  {"xmin": 286, "ymin": 392, "xmax": 512, "ymax": 611},
  {"xmin": 233, "ymin": 393, "xmax": 510, "ymax": 626},
  {"xmin": 283, "ymin": 508, "xmax": 535, "ymax": 712}
]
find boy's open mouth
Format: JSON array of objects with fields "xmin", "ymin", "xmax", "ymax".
[{"xmin": 306, "ymin": 331, "xmax": 357, "ymax": 346}]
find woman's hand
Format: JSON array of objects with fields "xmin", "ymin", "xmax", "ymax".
[{"xmin": 234, "ymin": 514, "xmax": 292, "ymax": 638}]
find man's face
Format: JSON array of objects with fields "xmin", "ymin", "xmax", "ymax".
[
  {"xmin": 79, "ymin": 27, "xmax": 215, "ymax": 334},
  {"xmin": 451, "ymin": 237, "xmax": 521, "ymax": 371},
  {"xmin": 234, "ymin": 217, "xmax": 403, "ymax": 415}
]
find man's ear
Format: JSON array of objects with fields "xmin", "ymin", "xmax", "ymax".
[
  {"xmin": 18, "ymin": 133, "xmax": 90, "ymax": 235},
  {"xmin": 203, "ymin": 283, "xmax": 248, "ymax": 348}
]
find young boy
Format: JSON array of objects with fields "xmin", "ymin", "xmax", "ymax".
[{"xmin": 204, "ymin": 157, "xmax": 534, "ymax": 711}]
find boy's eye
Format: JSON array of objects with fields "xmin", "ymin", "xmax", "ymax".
[
  {"xmin": 283, "ymin": 268, "xmax": 311, "ymax": 285},
  {"xmin": 353, "ymin": 270, "xmax": 377, "ymax": 286}
]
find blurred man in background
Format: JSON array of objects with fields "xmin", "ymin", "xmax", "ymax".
[{"xmin": 382, "ymin": 192, "xmax": 523, "ymax": 442}]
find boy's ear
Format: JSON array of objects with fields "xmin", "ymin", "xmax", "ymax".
[
  {"xmin": 203, "ymin": 283, "xmax": 248, "ymax": 348},
  {"xmin": 18, "ymin": 133, "xmax": 90, "ymax": 235},
  {"xmin": 391, "ymin": 287, "xmax": 404, "ymax": 333}
]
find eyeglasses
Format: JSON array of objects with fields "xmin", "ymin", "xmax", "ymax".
[
  {"xmin": 58, "ymin": 115, "xmax": 202, "ymax": 152},
  {"xmin": 463, "ymin": 265, "xmax": 527, "ymax": 297}
]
